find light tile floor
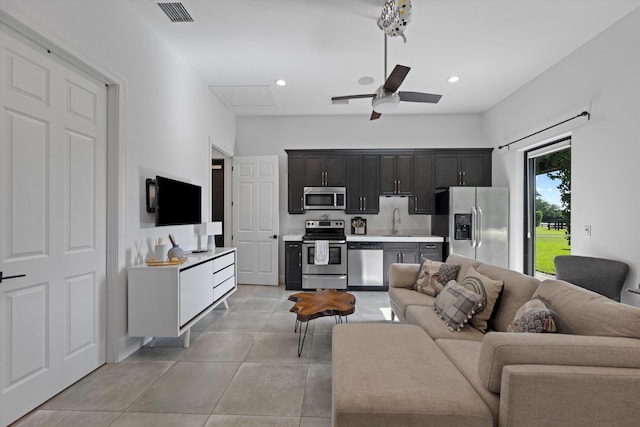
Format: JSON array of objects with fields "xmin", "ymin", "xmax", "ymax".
[{"xmin": 13, "ymin": 285, "xmax": 394, "ymax": 427}]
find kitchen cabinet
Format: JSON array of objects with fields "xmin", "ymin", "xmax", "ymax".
[
  {"xmin": 284, "ymin": 241, "xmax": 303, "ymax": 290},
  {"xmin": 304, "ymin": 154, "xmax": 345, "ymax": 187},
  {"xmin": 410, "ymin": 152, "xmax": 435, "ymax": 214},
  {"xmin": 419, "ymin": 242, "xmax": 443, "ymax": 262},
  {"xmin": 435, "ymin": 150, "xmax": 492, "ymax": 188},
  {"xmin": 345, "ymin": 154, "xmax": 380, "ymax": 213},
  {"xmin": 288, "ymin": 154, "xmax": 305, "ymax": 213},
  {"xmin": 380, "ymin": 153, "xmax": 413, "ymax": 195},
  {"xmin": 383, "ymin": 242, "xmax": 419, "ymax": 285},
  {"xmin": 128, "ymin": 248, "xmax": 237, "ymax": 347}
]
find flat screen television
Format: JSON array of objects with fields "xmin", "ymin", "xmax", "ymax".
[{"xmin": 155, "ymin": 175, "xmax": 202, "ymax": 226}]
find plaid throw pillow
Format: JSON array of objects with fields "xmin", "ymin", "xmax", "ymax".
[
  {"xmin": 434, "ymin": 281, "xmax": 483, "ymax": 332},
  {"xmin": 461, "ymin": 266, "xmax": 504, "ymax": 332},
  {"xmin": 508, "ymin": 296, "xmax": 558, "ymax": 333},
  {"xmin": 414, "ymin": 259, "xmax": 460, "ymax": 296}
]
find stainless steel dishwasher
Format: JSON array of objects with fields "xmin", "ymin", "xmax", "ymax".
[{"xmin": 347, "ymin": 242, "xmax": 384, "ymax": 287}]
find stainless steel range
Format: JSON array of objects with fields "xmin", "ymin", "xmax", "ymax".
[{"xmin": 302, "ymin": 220, "xmax": 347, "ymax": 289}]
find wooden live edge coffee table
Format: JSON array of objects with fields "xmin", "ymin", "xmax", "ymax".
[{"xmin": 289, "ymin": 289, "xmax": 356, "ymax": 357}]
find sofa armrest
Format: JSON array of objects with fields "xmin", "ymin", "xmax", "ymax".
[
  {"xmin": 388, "ymin": 263, "xmax": 420, "ymax": 288},
  {"xmin": 478, "ymin": 332, "xmax": 640, "ymax": 393},
  {"xmin": 500, "ymin": 365, "xmax": 640, "ymax": 427}
]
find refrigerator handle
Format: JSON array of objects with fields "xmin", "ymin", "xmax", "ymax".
[
  {"xmin": 471, "ymin": 207, "xmax": 478, "ymax": 248},
  {"xmin": 477, "ymin": 207, "xmax": 483, "ymax": 248}
]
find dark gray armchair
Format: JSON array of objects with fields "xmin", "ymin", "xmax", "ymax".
[{"xmin": 553, "ymin": 255, "xmax": 629, "ymax": 302}]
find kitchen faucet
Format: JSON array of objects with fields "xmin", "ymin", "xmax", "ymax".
[{"xmin": 392, "ymin": 208, "xmax": 401, "ymax": 234}]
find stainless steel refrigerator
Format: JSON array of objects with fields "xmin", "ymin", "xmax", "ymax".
[{"xmin": 432, "ymin": 187, "xmax": 509, "ymax": 268}]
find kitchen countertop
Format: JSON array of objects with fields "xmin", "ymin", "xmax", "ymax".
[
  {"xmin": 347, "ymin": 235, "xmax": 444, "ymax": 243},
  {"xmin": 283, "ymin": 234, "xmax": 444, "ymax": 243}
]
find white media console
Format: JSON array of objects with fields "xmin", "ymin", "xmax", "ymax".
[{"xmin": 128, "ymin": 247, "xmax": 237, "ymax": 347}]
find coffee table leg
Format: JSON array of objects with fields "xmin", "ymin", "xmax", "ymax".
[{"xmin": 297, "ymin": 320, "xmax": 309, "ymax": 357}]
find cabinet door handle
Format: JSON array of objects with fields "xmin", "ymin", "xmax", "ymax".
[
  {"xmin": 401, "ymin": 252, "xmax": 405, "ymax": 263},
  {"xmin": 414, "ymin": 197, "xmax": 418, "ymax": 210},
  {"xmin": 300, "ymin": 197, "xmax": 304, "ymax": 209},
  {"xmin": 298, "ymin": 252, "xmax": 302, "ymax": 267},
  {"xmin": 363, "ymin": 197, "xmax": 366, "ymax": 210},
  {"xmin": 398, "ymin": 180, "xmax": 401, "ymax": 193},
  {"xmin": 462, "ymin": 171, "xmax": 466, "ymax": 186},
  {"xmin": 0, "ymin": 272, "xmax": 26, "ymax": 284}
]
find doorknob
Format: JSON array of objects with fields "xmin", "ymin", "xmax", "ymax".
[
  {"xmin": 272, "ymin": 235, "xmax": 278, "ymax": 239},
  {"xmin": 0, "ymin": 272, "xmax": 26, "ymax": 284}
]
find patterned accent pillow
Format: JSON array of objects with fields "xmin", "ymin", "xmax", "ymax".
[
  {"xmin": 507, "ymin": 296, "xmax": 558, "ymax": 333},
  {"xmin": 414, "ymin": 258, "xmax": 460, "ymax": 297},
  {"xmin": 461, "ymin": 266, "xmax": 504, "ymax": 332},
  {"xmin": 433, "ymin": 281, "xmax": 483, "ymax": 332}
]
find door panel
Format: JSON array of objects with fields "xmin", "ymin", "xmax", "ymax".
[
  {"xmin": 449, "ymin": 187, "xmax": 476, "ymax": 260},
  {"xmin": 233, "ymin": 156, "xmax": 279, "ymax": 285},
  {"xmin": 0, "ymin": 30, "xmax": 107, "ymax": 426}
]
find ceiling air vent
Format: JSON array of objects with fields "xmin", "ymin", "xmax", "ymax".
[{"xmin": 156, "ymin": 2, "xmax": 194, "ymax": 23}]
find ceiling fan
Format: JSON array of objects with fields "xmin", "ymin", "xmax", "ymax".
[{"xmin": 331, "ymin": 36, "xmax": 442, "ymax": 120}]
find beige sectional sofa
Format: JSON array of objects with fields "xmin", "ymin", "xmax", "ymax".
[{"xmin": 332, "ymin": 254, "xmax": 640, "ymax": 427}]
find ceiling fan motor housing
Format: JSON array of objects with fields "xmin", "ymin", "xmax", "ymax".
[{"xmin": 372, "ymin": 86, "xmax": 400, "ymax": 113}]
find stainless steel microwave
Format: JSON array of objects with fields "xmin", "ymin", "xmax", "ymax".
[{"xmin": 303, "ymin": 186, "xmax": 346, "ymax": 210}]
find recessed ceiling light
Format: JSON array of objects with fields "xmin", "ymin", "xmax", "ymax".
[
  {"xmin": 448, "ymin": 75, "xmax": 460, "ymax": 83},
  {"xmin": 275, "ymin": 79, "xmax": 287, "ymax": 86},
  {"xmin": 358, "ymin": 76, "xmax": 375, "ymax": 86}
]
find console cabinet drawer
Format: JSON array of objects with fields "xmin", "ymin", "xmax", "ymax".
[
  {"xmin": 214, "ymin": 276, "xmax": 235, "ymax": 300},
  {"xmin": 214, "ymin": 252, "xmax": 235, "ymax": 271},
  {"xmin": 214, "ymin": 264, "xmax": 234, "ymax": 286}
]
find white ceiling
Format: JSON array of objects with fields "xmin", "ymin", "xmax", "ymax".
[{"xmin": 128, "ymin": 0, "xmax": 640, "ymax": 118}]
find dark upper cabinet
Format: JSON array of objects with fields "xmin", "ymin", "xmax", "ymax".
[
  {"xmin": 288, "ymin": 154, "xmax": 305, "ymax": 214},
  {"xmin": 410, "ymin": 152, "xmax": 435, "ymax": 214},
  {"xmin": 435, "ymin": 150, "xmax": 492, "ymax": 188},
  {"xmin": 304, "ymin": 154, "xmax": 345, "ymax": 187},
  {"xmin": 345, "ymin": 154, "xmax": 380, "ymax": 214},
  {"xmin": 380, "ymin": 153, "xmax": 413, "ymax": 195}
]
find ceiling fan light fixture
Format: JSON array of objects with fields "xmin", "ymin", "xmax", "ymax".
[
  {"xmin": 448, "ymin": 75, "xmax": 460, "ymax": 83},
  {"xmin": 372, "ymin": 92, "xmax": 400, "ymax": 113}
]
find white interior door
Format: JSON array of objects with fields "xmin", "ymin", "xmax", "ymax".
[
  {"xmin": 233, "ymin": 156, "xmax": 279, "ymax": 285},
  {"xmin": 0, "ymin": 28, "xmax": 107, "ymax": 426}
]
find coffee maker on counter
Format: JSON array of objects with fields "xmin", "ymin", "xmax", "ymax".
[{"xmin": 350, "ymin": 217, "xmax": 367, "ymax": 235}]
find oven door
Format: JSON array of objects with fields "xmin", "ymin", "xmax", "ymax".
[{"xmin": 302, "ymin": 241, "xmax": 347, "ymax": 275}]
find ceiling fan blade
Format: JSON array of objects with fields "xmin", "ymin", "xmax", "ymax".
[
  {"xmin": 399, "ymin": 91, "xmax": 443, "ymax": 104},
  {"xmin": 331, "ymin": 94, "xmax": 376, "ymax": 104},
  {"xmin": 370, "ymin": 111, "xmax": 382, "ymax": 120},
  {"xmin": 383, "ymin": 65, "xmax": 410, "ymax": 93}
]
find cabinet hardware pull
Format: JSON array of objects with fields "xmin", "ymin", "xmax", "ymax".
[
  {"xmin": 398, "ymin": 181, "xmax": 401, "ymax": 193},
  {"xmin": 363, "ymin": 197, "xmax": 366, "ymax": 210},
  {"xmin": 298, "ymin": 252, "xmax": 302, "ymax": 267},
  {"xmin": 462, "ymin": 171, "xmax": 466, "ymax": 186},
  {"xmin": 0, "ymin": 272, "xmax": 26, "ymax": 284},
  {"xmin": 414, "ymin": 197, "xmax": 418, "ymax": 210}
]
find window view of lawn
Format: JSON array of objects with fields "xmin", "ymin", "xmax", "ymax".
[{"xmin": 535, "ymin": 226, "xmax": 570, "ymax": 275}]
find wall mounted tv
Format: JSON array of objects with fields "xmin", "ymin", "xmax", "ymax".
[{"xmin": 155, "ymin": 175, "xmax": 202, "ymax": 226}]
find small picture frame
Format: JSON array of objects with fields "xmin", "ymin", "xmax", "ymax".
[{"xmin": 145, "ymin": 178, "xmax": 156, "ymax": 213}]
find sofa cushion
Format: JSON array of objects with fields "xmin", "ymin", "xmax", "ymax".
[
  {"xmin": 461, "ymin": 266, "xmax": 504, "ymax": 332},
  {"xmin": 332, "ymin": 323, "xmax": 493, "ymax": 427},
  {"xmin": 445, "ymin": 254, "xmax": 482, "ymax": 282},
  {"xmin": 534, "ymin": 279, "xmax": 640, "ymax": 339},
  {"xmin": 434, "ymin": 281, "xmax": 483, "ymax": 331},
  {"xmin": 436, "ymin": 339, "xmax": 500, "ymax": 422},
  {"xmin": 406, "ymin": 305, "xmax": 485, "ymax": 341},
  {"xmin": 507, "ymin": 296, "xmax": 558, "ymax": 333},
  {"xmin": 414, "ymin": 258, "xmax": 460, "ymax": 296},
  {"xmin": 477, "ymin": 332, "xmax": 640, "ymax": 393},
  {"xmin": 388, "ymin": 262, "xmax": 421, "ymax": 289},
  {"xmin": 476, "ymin": 264, "xmax": 540, "ymax": 332},
  {"xmin": 389, "ymin": 286, "xmax": 435, "ymax": 321}
]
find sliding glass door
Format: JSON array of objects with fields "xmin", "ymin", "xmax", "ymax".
[{"xmin": 524, "ymin": 138, "xmax": 571, "ymax": 276}]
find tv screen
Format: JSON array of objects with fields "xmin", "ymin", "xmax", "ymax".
[{"xmin": 155, "ymin": 175, "xmax": 202, "ymax": 226}]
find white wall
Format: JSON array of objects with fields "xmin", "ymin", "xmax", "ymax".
[
  {"xmin": 1, "ymin": 0, "xmax": 237, "ymax": 360},
  {"xmin": 484, "ymin": 8, "xmax": 640, "ymax": 305},
  {"xmin": 236, "ymin": 114, "xmax": 488, "ymax": 279}
]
